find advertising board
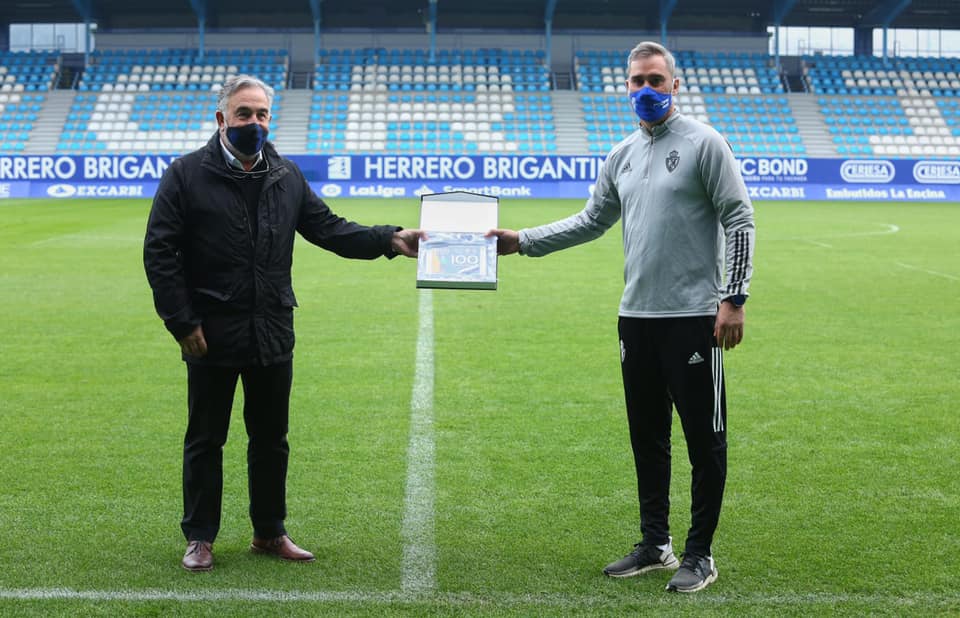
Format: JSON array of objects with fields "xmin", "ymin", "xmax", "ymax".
[{"xmin": 3, "ymin": 154, "xmax": 960, "ymax": 201}]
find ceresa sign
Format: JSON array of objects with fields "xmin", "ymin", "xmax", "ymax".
[
  {"xmin": 840, "ymin": 160, "xmax": 895, "ymax": 183},
  {"xmin": 913, "ymin": 160, "xmax": 960, "ymax": 184}
]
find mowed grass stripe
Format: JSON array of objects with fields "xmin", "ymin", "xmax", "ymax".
[{"xmin": 401, "ymin": 289, "xmax": 437, "ymax": 594}]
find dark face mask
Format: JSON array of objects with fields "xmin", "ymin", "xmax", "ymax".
[{"xmin": 225, "ymin": 123, "xmax": 269, "ymax": 156}]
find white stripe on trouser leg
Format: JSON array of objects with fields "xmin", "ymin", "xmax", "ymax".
[
  {"xmin": 401, "ymin": 290, "xmax": 436, "ymax": 594},
  {"xmin": 712, "ymin": 347, "xmax": 724, "ymax": 433}
]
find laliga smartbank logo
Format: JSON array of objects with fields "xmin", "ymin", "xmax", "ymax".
[
  {"xmin": 47, "ymin": 184, "xmax": 77, "ymax": 197},
  {"xmin": 840, "ymin": 160, "xmax": 895, "ymax": 183},
  {"xmin": 913, "ymin": 160, "xmax": 960, "ymax": 184}
]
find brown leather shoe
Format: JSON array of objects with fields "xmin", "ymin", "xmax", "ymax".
[
  {"xmin": 250, "ymin": 535, "xmax": 315, "ymax": 562},
  {"xmin": 182, "ymin": 540, "xmax": 213, "ymax": 572}
]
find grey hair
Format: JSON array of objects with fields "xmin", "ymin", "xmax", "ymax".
[
  {"xmin": 216, "ymin": 74, "xmax": 275, "ymax": 112},
  {"xmin": 627, "ymin": 41, "xmax": 677, "ymax": 78}
]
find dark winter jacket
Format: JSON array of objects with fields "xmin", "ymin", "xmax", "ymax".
[{"xmin": 144, "ymin": 134, "xmax": 399, "ymax": 366}]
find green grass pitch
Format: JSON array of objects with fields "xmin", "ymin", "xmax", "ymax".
[{"xmin": 0, "ymin": 197, "xmax": 958, "ymax": 616}]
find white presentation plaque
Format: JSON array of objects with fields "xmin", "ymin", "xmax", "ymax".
[{"xmin": 416, "ymin": 191, "xmax": 499, "ymax": 290}]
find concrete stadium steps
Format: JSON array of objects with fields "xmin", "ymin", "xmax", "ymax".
[
  {"xmin": 25, "ymin": 91, "xmax": 74, "ymax": 154},
  {"xmin": 549, "ymin": 91, "xmax": 590, "ymax": 155},
  {"xmin": 786, "ymin": 92, "xmax": 834, "ymax": 157},
  {"xmin": 271, "ymin": 89, "xmax": 311, "ymax": 154}
]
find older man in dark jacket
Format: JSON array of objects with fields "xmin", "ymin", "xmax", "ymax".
[{"xmin": 144, "ymin": 74, "xmax": 421, "ymax": 572}]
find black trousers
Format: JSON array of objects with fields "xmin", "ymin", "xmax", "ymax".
[
  {"xmin": 618, "ymin": 316, "xmax": 727, "ymax": 558},
  {"xmin": 182, "ymin": 360, "xmax": 292, "ymax": 542}
]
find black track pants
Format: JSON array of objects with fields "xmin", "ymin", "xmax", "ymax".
[{"xmin": 618, "ymin": 316, "xmax": 727, "ymax": 557}]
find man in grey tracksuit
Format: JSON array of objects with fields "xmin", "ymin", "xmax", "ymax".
[{"xmin": 489, "ymin": 41, "xmax": 754, "ymax": 593}]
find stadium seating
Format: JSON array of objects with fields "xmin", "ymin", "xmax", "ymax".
[
  {"xmin": 704, "ymin": 94, "xmax": 804, "ymax": 155},
  {"xmin": 313, "ymin": 48, "xmax": 549, "ymax": 93},
  {"xmin": 0, "ymin": 51, "xmax": 58, "ymax": 92},
  {"xmin": 77, "ymin": 48, "xmax": 288, "ymax": 93},
  {"xmin": 817, "ymin": 94, "xmax": 959, "ymax": 158},
  {"xmin": 0, "ymin": 93, "xmax": 44, "ymax": 152},
  {"xmin": 57, "ymin": 90, "xmax": 282, "ymax": 153},
  {"xmin": 574, "ymin": 50, "xmax": 802, "ymax": 156},
  {"xmin": 575, "ymin": 49, "xmax": 785, "ymax": 95},
  {"xmin": 306, "ymin": 48, "xmax": 555, "ymax": 154},
  {"xmin": 0, "ymin": 52, "xmax": 56, "ymax": 152},
  {"xmin": 580, "ymin": 92, "xmax": 804, "ymax": 156},
  {"xmin": 581, "ymin": 93, "xmax": 645, "ymax": 153},
  {"xmin": 800, "ymin": 55, "xmax": 960, "ymax": 158},
  {"xmin": 306, "ymin": 91, "xmax": 555, "ymax": 154},
  {"xmin": 56, "ymin": 49, "xmax": 288, "ymax": 153},
  {"xmin": 2, "ymin": 44, "xmax": 956, "ymax": 158},
  {"xmin": 804, "ymin": 54, "xmax": 960, "ymax": 97}
]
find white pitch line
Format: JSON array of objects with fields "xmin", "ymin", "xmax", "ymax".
[
  {"xmin": 807, "ymin": 222, "xmax": 901, "ymax": 239},
  {"xmin": 828, "ymin": 223, "xmax": 900, "ymax": 238},
  {"xmin": 29, "ymin": 233, "xmax": 141, "ymax": 247},
  {"xmin": 2, "ymin": 587, "xmax": 959, "ymax": 609},
  {"xmin": 895, "ymin": 262, "xmax": 960, "ymax": 281},
  {"xmin": 779, "ymin": 223, "xmax": 901, "ymax": 248},
  {"xmin": 400, "ymin": 289, "xmax": 436, "ymax": 594}
]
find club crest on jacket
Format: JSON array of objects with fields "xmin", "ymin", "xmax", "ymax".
[{"xmin": 666, "ymin": 150, "xmax": 680, "ymax": 172}]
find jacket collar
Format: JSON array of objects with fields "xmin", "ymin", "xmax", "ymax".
[
  {"xmin": 200, "ymin": 132, "xmax": 286, "ymax": 180},
  {"xmin": 219, "ymin": 136, "xmax": 264, "ymax": 171},
  {"xmin": 641, "ymin": 109, "xmax": 680, "ymax": 138}
]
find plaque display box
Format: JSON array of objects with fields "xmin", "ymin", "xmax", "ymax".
[{"xmin": 416, "ymin": 191, "xmax": 499, "ymax": 290}]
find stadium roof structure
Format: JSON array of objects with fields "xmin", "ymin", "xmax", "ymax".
[{"xmin": 2, "ymin": 0, "xmax": 959, "ymax": 34}]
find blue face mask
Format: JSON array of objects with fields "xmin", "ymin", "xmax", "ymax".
[
  {"xmin": 630, "ymin": 86, "xmax": 673, "ymax": 123},
  {"xmin": 226, "ymin": 123, "xmax": 269, "ymax": 156}
]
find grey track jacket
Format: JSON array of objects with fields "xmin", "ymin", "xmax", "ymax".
[{"xmin": 519, "ymin": 110, "xmax": 755, "ymax": 318}]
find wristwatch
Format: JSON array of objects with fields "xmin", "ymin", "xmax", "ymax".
[{"xmin": 722, "ymin": 294, "xmax": 747, "ymax": 308}]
